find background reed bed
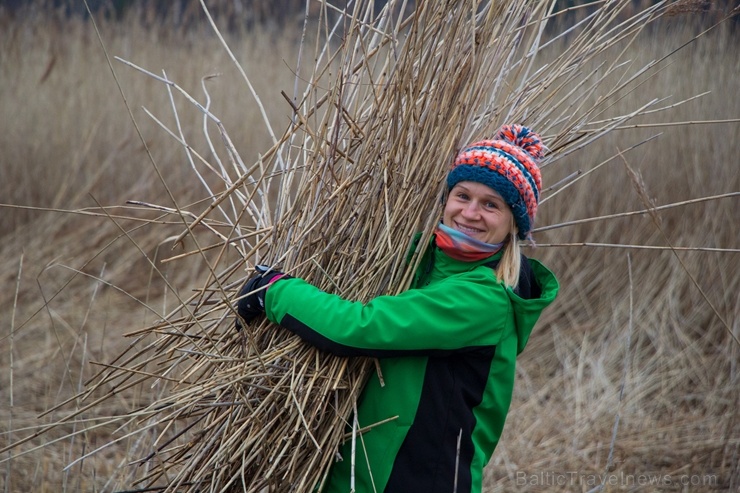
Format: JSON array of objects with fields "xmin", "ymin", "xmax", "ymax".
[{"xmin": 1, "ymin": 0, "xmax": 738, "ymax": 491}]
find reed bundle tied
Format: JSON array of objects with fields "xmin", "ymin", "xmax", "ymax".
[{"xmin": 31, "ymin": 0, "xmax": 719, "ymax": 491}]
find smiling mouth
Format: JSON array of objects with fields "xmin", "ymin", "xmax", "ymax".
[{"xmin": 455, "ymin": 222, "xmax": 484, "ymax": 235}]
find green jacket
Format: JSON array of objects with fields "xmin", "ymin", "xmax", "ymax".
[{"xmin": 264, "ymin": 241, "xmax": 559, "ymax": 493}]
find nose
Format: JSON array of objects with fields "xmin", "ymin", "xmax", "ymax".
[{"xmin": 461, "ymin": 201, "xmax": 480, "ymax": 219}]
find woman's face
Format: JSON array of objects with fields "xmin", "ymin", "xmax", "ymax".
[{"xmin": 443, "ymin": 181, "xmax": 514, "ymax": 245}]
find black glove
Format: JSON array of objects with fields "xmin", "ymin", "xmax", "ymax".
[{"xmin": 235, "ymin": 266, "xmax": 290, "ymax": 330}]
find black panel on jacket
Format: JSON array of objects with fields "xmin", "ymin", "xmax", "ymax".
[{"xmin": 384, "ymin": 347, "xmax": 496, "ymax": 492}]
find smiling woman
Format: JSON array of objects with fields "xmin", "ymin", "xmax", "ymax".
[
  {"xmin": 235, "ymin": 124, "xmax": 559, "ymax": 493},
  {"xmin": 443, "ymin": 182, "xmax": 513, "ymax": 246},
  {"xmin": 438, "ymin": 125, "xmax": 546, "ymax": 289}
]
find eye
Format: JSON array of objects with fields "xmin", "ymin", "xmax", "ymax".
[
  {"xmin": 456, "ymin": 192, "xmax": 470, "ymax": 201},
  {"xmin": 485, "ymin": 201, "xmax": 498, "ymax": 209}
]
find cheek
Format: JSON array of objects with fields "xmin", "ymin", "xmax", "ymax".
[
  {"xmin": 496, "ymin": 213, "xmax": 514, "ymax": 236},
  {"xmin": 442, "ymin": 202, "xmax": 455, "ymax": 223},
  {"xmin": 485, "ymin": 212, "xmax": 511, "ymax": 234}
]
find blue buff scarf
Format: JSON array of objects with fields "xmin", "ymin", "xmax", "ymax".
[{"xmin": 434, "ymin": 223, "xmax": 504, "ymax": 262}]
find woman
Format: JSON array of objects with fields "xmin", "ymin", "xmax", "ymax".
[{"xmin": 237, "ymin": 124, "xmax": 559, "ymax": 493}]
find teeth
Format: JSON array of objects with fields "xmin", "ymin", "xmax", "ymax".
[{"xmin": 457, "ymin": 224, "xmax": 481, "ymax": 234}]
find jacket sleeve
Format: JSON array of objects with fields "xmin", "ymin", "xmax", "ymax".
[{"xmin": 264, "ymin": 272, "xmax": 512, "ymax": 358}]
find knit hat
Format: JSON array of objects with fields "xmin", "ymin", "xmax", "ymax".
[{"xmin": 447, "ymin": 124, "xmax": 544, "ymax": 240}]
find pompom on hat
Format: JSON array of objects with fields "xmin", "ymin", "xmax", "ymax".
[{"xmin": 447, "ymin": 124, "xmax": 545, "ymax": 240}]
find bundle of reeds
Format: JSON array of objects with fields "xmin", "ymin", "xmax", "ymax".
[{"xmin": 16, "ymin": 0, "xmax": 726, "ymax": 491}]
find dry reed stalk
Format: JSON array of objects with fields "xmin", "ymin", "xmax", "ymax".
[
  {"xmin": 5, "ymin": 254, "xmax": 22, "ymax": 493},
  {"xmin": 3, "ymin": 0, "xmax": 729, "ymax": 491}
]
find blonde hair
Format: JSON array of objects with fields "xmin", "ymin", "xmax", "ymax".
[{"xmin": 495, "ymin": 215, "xmax": 521, "ymax": 289}]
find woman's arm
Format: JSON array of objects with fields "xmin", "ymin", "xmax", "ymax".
[{"xmin": 264, "ymin": 272, "xmax": 511, "ymax": 357}]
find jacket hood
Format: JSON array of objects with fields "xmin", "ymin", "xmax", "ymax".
[{"xmin": 507, "ymin": 258, "xmax": 559, "ymax": 355}]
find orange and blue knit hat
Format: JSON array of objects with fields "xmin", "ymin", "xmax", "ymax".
[{"xmin": 447, "ymin": 124, "xmax": 545, "ymax": 240}]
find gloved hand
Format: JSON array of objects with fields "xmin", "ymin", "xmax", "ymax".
[{"xmin": 235, "ymin": 265, "xmax": 290, "ymax": 330}]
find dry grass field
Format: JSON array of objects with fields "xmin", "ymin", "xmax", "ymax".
[{"xmin": 1, "ymin": 2, "xmax": 738, "ymax": 492}]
